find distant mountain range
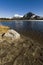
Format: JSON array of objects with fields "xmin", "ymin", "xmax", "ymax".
[
  {"xmin": 12, "ymin": 12, "xmax": 43, "ymax": 20},
  {"xmin": 23, "ymin": 12, "xmax": 43, "ymax": 20},
  {"xmin": 0, "ymin": 12, "xmax": 43, "ymax": 20}
]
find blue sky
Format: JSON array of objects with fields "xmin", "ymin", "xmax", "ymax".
[{"xmin": 0, "ymin": 0, "xmax": 43, "ymax": 17}]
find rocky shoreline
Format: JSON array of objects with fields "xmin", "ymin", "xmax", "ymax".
[{"xmin": 0, "ymin": 25, "xmax": 43, "ymax": 65}]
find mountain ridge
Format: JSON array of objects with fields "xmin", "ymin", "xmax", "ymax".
[
  {"xmin": 23, "ymin": 12, "xmax": 43, "ymax": 20},
  {"xmin": 0, "ymin": 12, "xmax": 43, "ymax": 20}
]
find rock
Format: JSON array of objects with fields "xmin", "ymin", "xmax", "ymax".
[{"xmin": 4, "ymin": 29, "xmax": 20, "ymax": 41}]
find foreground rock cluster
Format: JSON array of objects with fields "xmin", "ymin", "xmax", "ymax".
[{"xmin": 0, "ymin": 26, "xmax": 43, "ymax": 65}]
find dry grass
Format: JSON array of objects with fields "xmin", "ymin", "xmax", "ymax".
[{"xmin": 0, "ymin": 25, "xmax": 10, "ymax": 34}]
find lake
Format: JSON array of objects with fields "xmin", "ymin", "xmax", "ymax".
[
  {"xmin": 0, "ymin": 20, "xmax": 43, "ymax": 43},
  {"xmin": 0, "ymin": 21, "xmax": 43, "ymax": 32},
  {"xmin": 0, "ymin": 20, "xmax": 43, "ymax": 65}
]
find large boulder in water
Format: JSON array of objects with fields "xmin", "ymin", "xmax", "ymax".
[{"xmin": 4, "ymin": 29, "xmax": 20, "ymax": 41}]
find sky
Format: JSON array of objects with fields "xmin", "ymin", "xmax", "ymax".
[{"xmin": 0, "ymin": 0, "xmax": 43, "ymax": 18}]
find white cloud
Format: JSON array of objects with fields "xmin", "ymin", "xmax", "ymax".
[{"xmin": 14, "ymin": 14, "xmax": 23, "ymax": 18}]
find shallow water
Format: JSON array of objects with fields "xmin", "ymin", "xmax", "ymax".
[{"xmin": 0, "ymin": 21, "xmax": 43, "ymax": 65}]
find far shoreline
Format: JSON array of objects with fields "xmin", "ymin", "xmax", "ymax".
[{"xmin": 0, "ymin": 20, "xmax": 43, "ymax": 22}]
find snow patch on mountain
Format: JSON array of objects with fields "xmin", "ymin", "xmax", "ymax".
[{"xmin": 14, "ymin": 14, "xmax": 23, "ymax": 18}]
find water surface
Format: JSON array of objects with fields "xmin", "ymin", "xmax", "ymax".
[
  {"xmin": 0, "ymin": 20, "xmax": 43, "ymax": 43},
  {"xmin": 0, "ymin": 21, "xmax": 43, "ymax": 32}
]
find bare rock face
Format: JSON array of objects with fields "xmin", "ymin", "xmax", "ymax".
[{"xmin": 4, "ymin": 29, "xmax": 20, "ymax": 41}]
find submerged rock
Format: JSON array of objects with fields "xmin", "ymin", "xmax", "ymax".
[
  {"xmin": 0, "ymin": 34, "xmax": 43, "ymax": 65},
  {"xmin": 0, "ymin": 35, "xmax": 43, "ymax": 65},
  {"xmin": 0, "ymin": 27, "xmax": 43, "ymax": 65},
  {"xmin": 3, "ymin": 29, "xmax": 20, "ymax": 41}
]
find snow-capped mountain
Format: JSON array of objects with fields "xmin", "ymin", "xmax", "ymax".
[
  {"xmin": 14, "ymin": 14, "xmax": 23, "ymax": 18},
  {"xmin": 23, "ymin": 12, "xmax": 43, "ymax": 20}
]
